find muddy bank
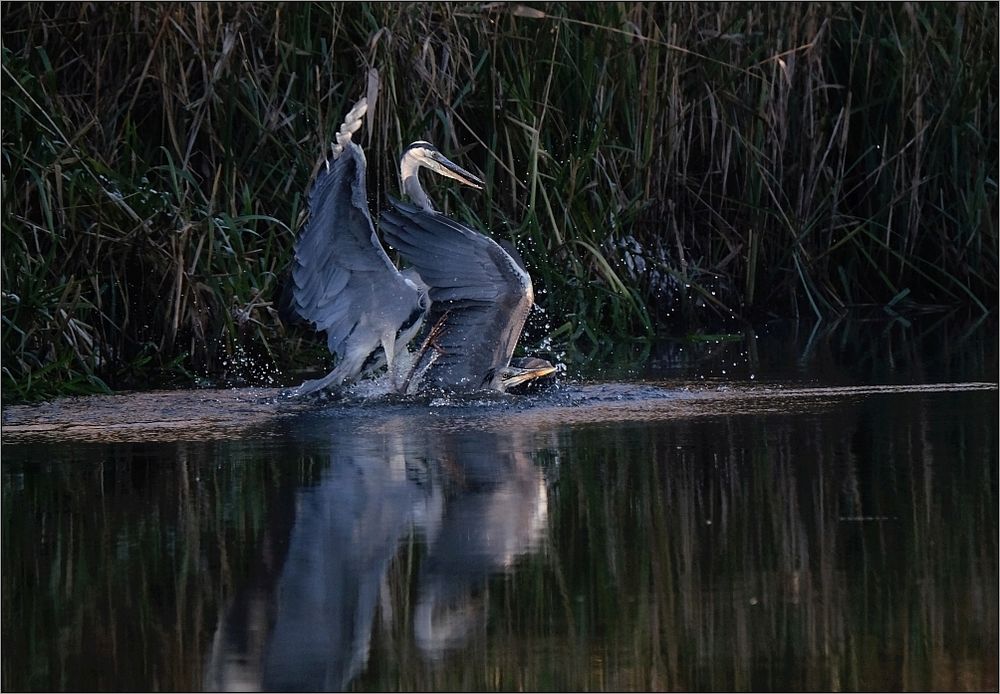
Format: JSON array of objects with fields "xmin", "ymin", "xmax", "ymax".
[
  {"xmin": 1, "ymin": 387, "xmax": 303, "ymax": 442},
  {"xmin": 2, "ymin": 381, "xmax": 996, "ymax": 444}
]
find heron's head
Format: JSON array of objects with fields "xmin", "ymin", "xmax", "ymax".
[
  {"xmin": 401, "ymin": 141, "xmax": 484, "ymax": 190},
  {"xmin": 499, "ymin": 356, "xmax": 562, "ymax": 393}
]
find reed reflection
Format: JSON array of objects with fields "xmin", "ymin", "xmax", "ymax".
[
  {"xmin": 203, "ymin": 412, "xmax": 551, "ymax": 691},
  {"xmin": 3, "ymin": 386, "xmax": 995, "ymax": 692}
]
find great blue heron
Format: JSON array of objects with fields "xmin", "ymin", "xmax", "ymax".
[{"xmin": 286, "ymin": 97, "xmax": 556, "ymax": 396}]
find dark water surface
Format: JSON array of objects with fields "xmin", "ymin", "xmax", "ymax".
[{"xmin": 2, "ymin": 319, "xmax": 998, "ymax": 691}]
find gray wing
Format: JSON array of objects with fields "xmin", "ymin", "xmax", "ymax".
[
  {"xmin": 291, "ymin": 144, "xmax": 423, "ymax": 360},
  {"xmin": 379, "ymin": 198, "xmax": 534, "ymax": 391}
]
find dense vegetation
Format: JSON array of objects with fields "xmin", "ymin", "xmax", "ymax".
[{"xmin": 2, "ymin": 3, "xmax": 997, "ymax": 401}]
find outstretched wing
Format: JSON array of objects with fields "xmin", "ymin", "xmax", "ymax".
[
  {"xmin": 379, "ymin": 198, "xmax": 534, "ymax": 390},
  {"xmin": 291, "ymin": 143, "xmax": 423, "ymax": 360}
]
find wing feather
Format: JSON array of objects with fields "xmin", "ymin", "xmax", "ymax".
[
  {"xmin": 379, "ymin": 198, "xmax": 533, "ymax": 391},
  {"xmin": 290, "ymin": 145, "xmax": 422, "ymax": 364}
]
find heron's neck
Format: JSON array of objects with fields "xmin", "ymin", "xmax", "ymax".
[{"xmin": 400, "ymin": 153, "xmax": 434, "ymax": 211}]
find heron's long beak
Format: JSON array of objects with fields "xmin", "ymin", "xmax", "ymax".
[
  {"xmin": 501, "ymin": 362, "xmax": 560, "ymax": 390},
  {"xmin": 427, "ymin": 151, "xmax": 484, "ymax": 190}
]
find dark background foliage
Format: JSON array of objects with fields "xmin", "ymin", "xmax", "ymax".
[{"xmin": 2, "ymin": 2, "xmax": 996, "ymax": 400}]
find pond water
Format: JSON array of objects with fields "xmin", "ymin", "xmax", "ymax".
[{"xmin": 2, "ymin": 318, "xmax": 997, "ymax": 691}]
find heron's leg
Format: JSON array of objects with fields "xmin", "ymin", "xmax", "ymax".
[
  {"xmin": 399, "ymin": 312, "xmax": 450, "ymax": 394},
  {"xmin": 379, "ymin": 333, "xmax": 398, "ymax": 374},
  {"xmin": 381, "ymin": 333, "xmax": 418, "ymax": 393}
]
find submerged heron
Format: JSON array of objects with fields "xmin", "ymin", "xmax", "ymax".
[{"xmin": 286, "ymin": 97, "xmax": 556, "ymax": 396}]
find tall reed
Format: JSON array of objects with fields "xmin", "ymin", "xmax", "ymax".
[{"xmin": 2, "ymin": 3, "xmax": 996, "ymax": 400}]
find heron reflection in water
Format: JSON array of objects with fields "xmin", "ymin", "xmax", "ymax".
[
  {"xmin": 203, "ymin": 415, "xmax": 552, "ymax": 691},
  {"xmin": 286, "ymin": 97, "xmax": 557, "ymax": 396}
]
